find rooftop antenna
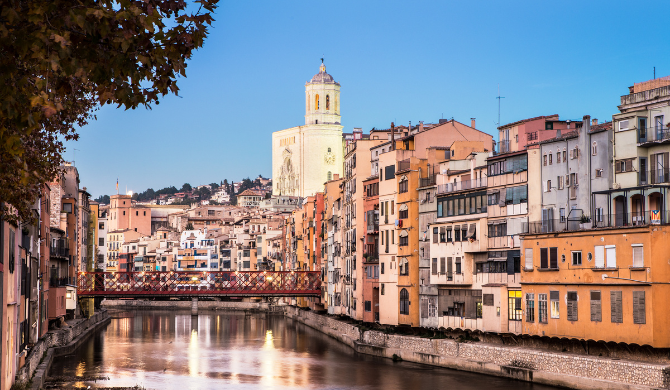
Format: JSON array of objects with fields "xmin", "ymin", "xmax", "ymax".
[
  {"xmin": 72, "ymin": 148, "xmax": 80, "ymax": 166},
  {"xmin": 654, "ymin": 66, "xmax": 656, "ymax": 79},
  {"xmin": 496, "ymin": 84, "xmax": 505, "ymax": 128}
]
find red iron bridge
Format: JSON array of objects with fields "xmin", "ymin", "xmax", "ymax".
[{"xmin": 77, "ymin": 271, "xmax": 321, "ymax": 298}]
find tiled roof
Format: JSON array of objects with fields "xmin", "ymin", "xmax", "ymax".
[
  {"xmin": 239, "ymin": 189, "xmax": 262, "ymax": 197},
  {"xmin": 498, "ymin": 114, "xmax": 558, "ymax": 130}
]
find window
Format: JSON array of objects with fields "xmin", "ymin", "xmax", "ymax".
[
  {"xmin": 399, "ymin": 288, "xmax": 409, "ymax": 314},
  {"xmin": 548, "ymin": 153, "xmax": 552, "ymax": 165},
  {"xmin": 505, "ymin": 185, "xmax": 527, "ymax": 205},
  {"xmin": 63, "ymin": 203, "xmax": 72, "ymax": 213},
  {"xmin": 399, "ymin": 178, "xmax": 408, "ymax": 193},
  {"xmin": 594, "ymin": 245, "xmax": 604, "ymax": 268},
  {"xmin": 381, "ymin": 283, "xmax": 385, "ymax": 295},
  {"xmin": 538, "ymin": 293, "xmax": 548, "ymax": 323},
  {"xmin": 567, "ymin": 291, "xmax": 578, "ymax": 321},
  {"xmin": 526, "ymin": 293, "xmax": 535, "ymax": 322},
  {"xmin": 610, "ymin": 291, "xmax": 623, "ymax": 323},
  {"xmin": 99, "ymin": 238, "xmax": 104, "ymax": 246},
  {"xmin": 399, "ymin": 235, "xmax": 408, "ymax": 247},
  {"xmin": 570, "ymin": 251, "xmax": 582, "ymax": 266},
  {"xmin": 524, "ymin": 248, "xmax": 533, "ymax": 270},
  {"xmin": 315, "ymin": 94, "xmax": 319, "ymax": 110},
  {"xmin": 455, "ymin": 257, "xmax": 461, "ymax": 274},
  {"xmin": 432, "ymin": 258, "xmax": 437, "ymax": 275},
  {"xmin": 605, "ymin": 245, "xmax": 616, "ymax": 268},
  {"xmin": 562, "ymin": 149, "xmax": 567, "ymax": 162},
  {"xmin": 487, "ymin": 192, "xmax": 499, "ymax": 205},
  {"xmin": 439, "ymin": 257, "xmax": 446, "ymax": 274},
  {"xmin": 327, "ymin": 171, "xmax": 332, "ymax": 181},
  {"xmin": 558, "ymin": 176, "xmax": 564, "ymax": 190},
  {"xmin": 550, "ymin": 291, "xmax": 560, "ymax": 319},
  {"xmin": 399, "ymin": 258, "xmax": 409, "ymax": 275},
  {"xmin": 545, "ymin": 121, "xmax": 553, "ymax": 130},
  {"xmin": 508, "ymin": 290, "xmax": 522, "ymax": 321},
  {"xmin": 527, "ymin": 132, "xmax": 538, "ymax": 141},
  {"xmin": 632, "ymin": 244, "xmax": 644, "ymax": 268},
  {"xmin": 615, "ymin": 158, "xmax": 635, "ymax": 173},
  {"xmin": 364, "ymin": 300, "xmax": 371, "ymax": 312},
  {"xmin": 543, "ymin": 154, "xmax": 547, "ymax": 166},
  {"xmin": 454, "ymin": 226, "xmax": 461, "ymax": 241},
  {"xmin": 99, "ymin": 222, "xmax": 104, "ymax": 230},
  {"xmin": 545, "ymin": 180, "xmax": 552, "ymax": 192},
  {"xmin": 591, "ymin": 141, "xmax": 597, "ymax": 156},
  {"xmin": 556, "ymin": 150, "xmax": 561, "ymax": 164},
  {"xmin": 136, "ymin": 211, "xmax": 138, "ymax": 216},
  {"xmin": 326, "ymin": 95, "xmax": 330, "ymax": 110},
  {"xmin": 595, "ymin": 169, "xmax": 603, "ymax": 178},
  {"xmin": 439, "ymin": 227, "xmax": 446, "ymax": 242},
  {"xmin": 399, "ymin": 208, "xmax": 408, "ymax": 219},
  {"xmin": 618, "ymin": 119, "xmax": 629, "ymax": 131},
  {"xmin": 633, "ymin": 291, "xmax": 646, "ymax": 324},
  {"xmin": 488, "ymin": 223, "xmax": 506, "ymax": 238},
  {"xmin": 432, "ymin": 227, "xmax": 438, "ymax": 243},
  {"xmin": 590, "ymin": 291, "xmax": 602, "ymax": 322},
  {"xmin": 539, "ymin": 247, "xmax": 558, "ymax": 269},
  {"xmin": 446, "ymin": 228, "xmax": 452, "ymax": 242}
]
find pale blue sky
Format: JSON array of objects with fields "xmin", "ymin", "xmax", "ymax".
[{"xmin": 67, "ymin": 0, "xmax": 670, "ymax": 198}]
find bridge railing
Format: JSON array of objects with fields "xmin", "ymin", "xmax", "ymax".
[{"xmin": 77, "ymin": 270, "xmax": 321, "ymax": 296}]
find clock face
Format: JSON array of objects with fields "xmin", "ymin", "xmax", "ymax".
[{"xmin": 325, "ymin": 152, "xmax": 335, "ymax": 165}]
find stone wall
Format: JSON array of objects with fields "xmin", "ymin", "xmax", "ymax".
[
  {"xmin": 17, "ymin": 310, "xmax": 110, "ymax": 384},
  {"xmin": 286, "ymin": 307, "xmax": 670, "ymax": 390}
]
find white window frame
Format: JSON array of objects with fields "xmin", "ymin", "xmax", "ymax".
[
  {"xmin": 632, "ymin": 244, "xmax": 644, "ymax": 268},
  {"xmin": 524, "ymin": 248, "xmax": 533, "ymax": 271},
  {"xmin": 618, "ymin": 120, "xmax": 629, "ymax": 132},
  {"xmin": 605, "ymin": 245, "xmax": 616, "ymax": 268},
  {"xmin": 571, "ymin": 251, "xmax": 582, "ymax": 266}
]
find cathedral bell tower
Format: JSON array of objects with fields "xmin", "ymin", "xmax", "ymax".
[{"xmin": 305, "ymin": 60, "xmax": 341, "ymax": 126}]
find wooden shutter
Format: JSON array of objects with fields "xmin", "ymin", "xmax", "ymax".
[
  {"xmin": 594, "ymin": 246, "xmax": 604, "ymax": 268},
  {"xmin": 439, "ymin": 227, "xmax": 445, "ymax": 242},
  {"xmin": 524, "ymin": 248, "xmax": 533, "ymax": 270},
  {"xmin": 567, "ymin": 291, "xmax": 578, "ymax": 321},
  {"xmin": 431, "ymin": 258, "xmax": 437, "ymax": 275},
  {"xmin": 632, "ymin": 246, "xmax": 644, "ymax": 268},
  {"xmin": 540, "ymin": 248, "xmax": 548, "ymax": 269},
  {"xmin": 483, "ymin": 294, "xmax": 494, "ymax": 306},
  {"xmin": 549, "ymin": 247, "xmax": 558, "ymax": 269},
  {"xmin": 433, "ymin": 227, "xmax": 438, "ymax": 243},
  {"xmin": 606, "ymin": 246, "xmax": 616, "ymax": 268},
  {"xmin": 590, "ymin": 291, "xmax": 601, "ymax": 322},
  {"xmin": 446, "ymin": 257, "xmax": 453, "ymax": 277},
  {"xmin": 633, "ymin": 291, "xmax": 646, "ymax": 324},
  {"xmin": 421, "ymin": 297, "xmax": 429, "ymax": 318},
  {"xmin": 610, "ymin": 291, "xmax": 623, "ymax": 323},
  {"xmin": 440, "ymin": 257, "xmax": 445, "ymax": 274}
]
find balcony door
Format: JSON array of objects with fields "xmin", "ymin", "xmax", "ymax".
[
  {"xmin": 639, "ymin": 117, "xmax": 647, "ymax": 143},
  {"xmin": 655, "ymin": 115, "xmax": 665, "ymax": 140}
]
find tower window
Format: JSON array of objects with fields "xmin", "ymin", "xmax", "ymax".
[
  {"xmin": 326, "ymin": 95, "xmax": 330, "ymax": 110},
  {"xmin": 328, "ymin": 147, "xmax": 331, "ymax": 152},
  {"xmin": 315, "ymin": 94, "xmax": 319, "ymax": 110},
  {"xmin": 327, "ymin": 171, "xmax": 332, "ymax": 181}
]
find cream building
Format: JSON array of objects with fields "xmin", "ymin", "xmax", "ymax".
[{"xmin": 272, "ymin": 61, "xmax": 344, "ymax": 197}]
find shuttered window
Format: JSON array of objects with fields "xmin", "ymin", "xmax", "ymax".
[
  {"xmin": 538, "ymin": 294, "xmax": 548, "ymax": 323},
  {"xmin": 610, "ymin": 291, "xmax": 623, "ymax": 323},
  {"xmin": 567, "ymin": 291, "xmax": 578, "ymax": 322},
  {"xmin": 420, "ymin": 297, "xmax": 429, "ymax": 318},
  {"xmin": 632, "ymin": 245, "xmax": 644, "ymax": 268},
  {"xmin": 524, "ymin": 248, "xmax": 533, "ymax": 271},
  {"xmin": 483, "ymin": 294, "xmax": 494, "ymax": 306},
  {"xmin": 433, "ymin": 227, "xmax": 438, "ymax": 243},
  {"xmin": 549, "ymin": 247, "xmax": 558, "ymax": 269},
  {"xmin": 526, "ymin": 293, "xmax": 535, "ymax": 322},
  {"xmin": 594, "ymin": 245, "xmax": 605, "ymax": 268},
  {"xmin": 590, "ymin": 291, "xmax": 602, "ymax": 322},
  {"xmin": 633, "ymin": 291, "xmax": 646, "ymax": 324},
  {"xmin": 440, "ymin": 257, "xmax": 445, "ymax": 274},
  {"xmin": 431, "ymin": 258, "xmax": 437, "ymax": 275},
  {"xmin": 606, "ymin": 245, "xmax": 616, "ymax": 268},
  {"xmin": 446, "ymin": 257, "xmax": 453, "ymax": 280},
  {"xmin": 540, "ymin": 248, "xmax": 548, "ymax": 269},
  {"xmin": 455, "ymin": 257, "xmax": 462, "ymax": 274}
]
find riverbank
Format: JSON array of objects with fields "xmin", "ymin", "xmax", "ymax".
[
  {"xmin": 284, "ymin": 307, "xmax": 669, "ymax": 390},
  {"xmin": 100, "ymin": 298, "xmax": 282, "ymax": 312},
  {"xmin": 15, "ymin": 309, "xmax": 111, "ymax": 390}
]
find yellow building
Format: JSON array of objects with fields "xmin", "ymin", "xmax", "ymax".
[{"xmin": 272, "ymin": 61, "xmax": 343, "ymax": 197}]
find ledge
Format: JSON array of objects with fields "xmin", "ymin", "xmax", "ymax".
[{"xmin": 590, "ymin": 267, "xmax": 619, "ymax": 272}]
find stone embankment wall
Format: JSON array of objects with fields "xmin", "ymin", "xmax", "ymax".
[
  {"xmin": 285, "ymin": 307, "xmax": 670, "ymax": 390},
  {"xmin": 17, "ymin": 310, "xmax": 111, "ymax": 389},
  {"xmin": 101, "ymin": 299, "xmax": 278, "ymax": 312}
]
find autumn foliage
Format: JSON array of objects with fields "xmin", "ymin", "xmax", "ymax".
[{"xmin": 0, "ymin": 0, "xmax": 218, "ymax": 222}]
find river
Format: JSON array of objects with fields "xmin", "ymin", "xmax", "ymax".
[{"xmin": 49, "ymin": 310, "xmax": 561, "ymax": 390}]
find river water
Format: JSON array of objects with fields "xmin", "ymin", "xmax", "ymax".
[{"xmin": 50, "ymin": 310, "xmax": 561, "ymax": 390}]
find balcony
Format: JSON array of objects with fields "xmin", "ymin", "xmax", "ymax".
[
  {"xmin": 638, "ymin": 169, "xmax": 670, "ymax": 185},
  {"xmin": 524, "ymin": 219, "xmax": 584, "ymax": 234},
  {"xmin": 437, "ymin": 177, "xmax": 486, "ymax": 194},
  {"xmin": 499, "ymin": 140, "xmax": 511, "ymax": 154},
  {"xmin": 419, "ymin": 174, "xmax": 437, "ymax": 188},
  {"xmin": 50, "ymin": 240, "xmax": 69, "ymax": 259},
  {"xmin": 397, "ymin": 159, "xmax": 411, "ymax": 172},
  {"xmin": 592, "ymin": 211, "xmax": 670, "ymax": 229},
  {"xmin": 637, "ymin": 126, "xmax": 670, "ymax": 146},
  {"xmin": 50, "ymin": 277, "xmax": 75, "ymax": 287}
]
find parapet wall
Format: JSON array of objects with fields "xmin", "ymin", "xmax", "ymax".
[{"xmin": 284, "ymin": 307, "xmax": 670, "ymax": 390}]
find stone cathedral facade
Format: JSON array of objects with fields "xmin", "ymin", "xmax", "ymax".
[{"xmin": 272, "ymin": 62, "xmax": 343, "ymax": 197}]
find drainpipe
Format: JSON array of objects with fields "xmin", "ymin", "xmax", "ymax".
[{"xmin": 0, "ymin": 201, "xmax": 3, "ymax": 390}]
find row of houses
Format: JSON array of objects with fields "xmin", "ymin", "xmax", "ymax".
[{"xmin": 280, "ymin": 76, "xmax": 670, "ymax": 349}]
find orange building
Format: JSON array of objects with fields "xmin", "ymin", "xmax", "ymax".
[
  {"xmin": 521, "ymin": 225, "xmax": 670, "ymax": 347},
  {"xmin": 107, "ymin": 194, "xmax": 151, "ymax": 236}
]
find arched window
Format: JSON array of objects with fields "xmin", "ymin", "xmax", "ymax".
[
  {"xmin": 328, "ymin": 147, "xmax": 331, "ymax": 152},
  {"xmin": 327, "ymin": 171, "xmax": 332, "ymax": 181},
  {"xmin": 399, "ymin": 288, "xmax": 409, "ymax": 314},
  {"xmin": 315, "ymin": 94, "xmax": 320, "ymax": 110},
  {"xmin": 326, "ymin": 95, "xmax": 330, "ymax": 110}
]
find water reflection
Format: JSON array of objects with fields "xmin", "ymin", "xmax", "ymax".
[{"xmin": 50, "ymin": 310, "xmax": 560, "ymax": 390}]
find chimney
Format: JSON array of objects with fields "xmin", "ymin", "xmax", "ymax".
[
  {"xmin": 419, "ymin": 121, "xmax": 424, "ymax": 132},
  {"xmin": 471, "ymin": 118, "xmax": 476, "ymax": 128},
  {"xmin": 391, "ymin": 122, "xmax": 395, "ymax": 150},
  {"xmin": 333, "ymin": 173, "xmax": 339, "ymax": 180},
  {"xmin": 592, "ymin": 118, "xmax": 598, "ymax": 126}
]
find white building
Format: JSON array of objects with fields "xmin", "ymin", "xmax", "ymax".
[
  {"xmin": 176, "ymin": 228, "xmax": 219, "ymax": 271},
  {"xmin": 272, "ymin": 61, "xmax": 344, "ymax": 197}
]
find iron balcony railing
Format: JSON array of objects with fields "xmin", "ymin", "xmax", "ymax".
[
  {"xmin": 499, "ymin": 140, "xmax": 511, "ymax": 154},
  {"xmin": 437, "ymin": 177, "xmax": 486, "ymax": 194},
  {"xmin": 524, "ymin": 219, "xmax": 584, "ymax": 234},
  {"xmin": 50, "ymin": 240, "xmax": 69, "ymax": 258},
  {"xmin": 637, "ymin": 125, "xmax": 670, "ymax": 145},
  {"xmin": 593, "ymin": 211, "xmax": 670, "ymax": 228},
  {"xmin": 638, "ymin": 168, "xmax": 670, "ymax": 185},
  {"xmin": 50, "ymin": 277, "xmax": 75, "ymax": 287},
  {"xmin": 419, "ymin": 174, "xmax": 437, "ymax": 187}
]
